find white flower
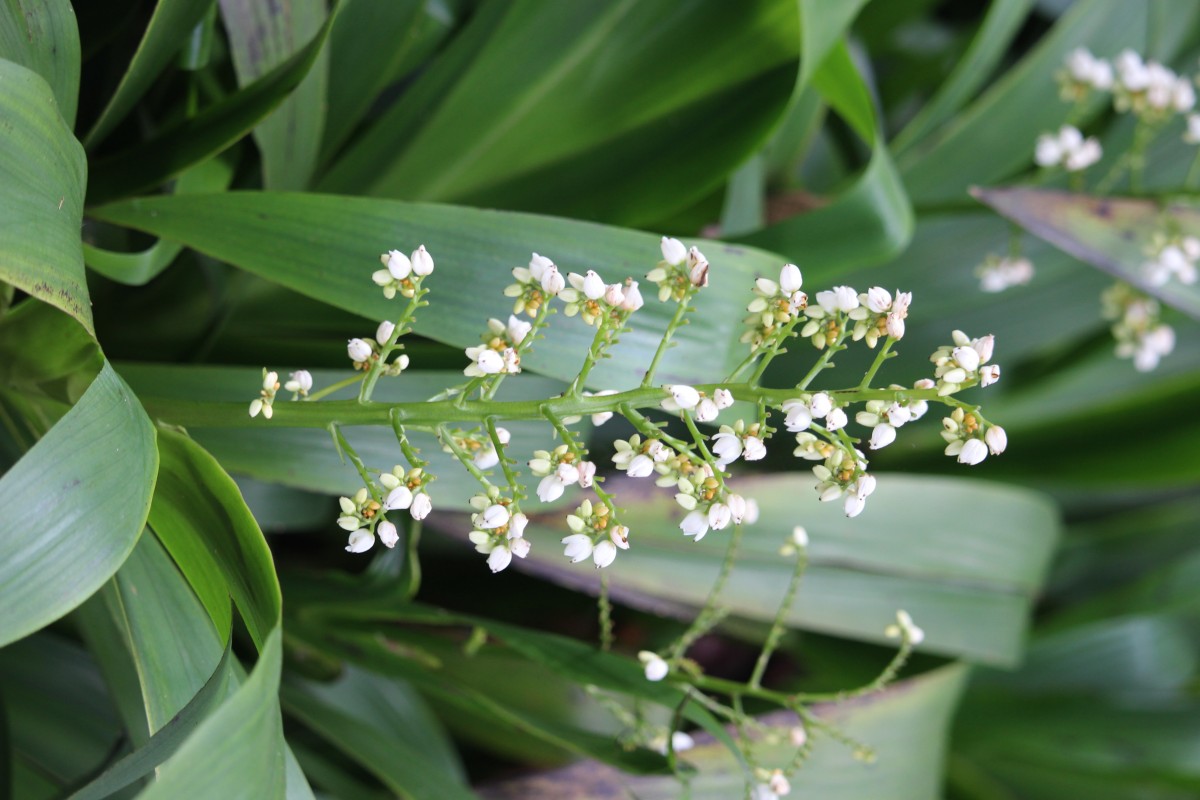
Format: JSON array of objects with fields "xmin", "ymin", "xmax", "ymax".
[
  {"xmin": 507, "ymin": 512, "xmax": 528, "ymax": 540},
  {"xmin": 639, "ymin": 651, "xmax": 669, "ymax": 682},
  {"xmin": 792, "ymin": 526, "xmax": 808, "ymax": 547},
  {"xmin": 667, "ymin": 384, "xmax": 701, "ymax": 410},
  {"xmin": 727, "ymin": 494, "xmax": 748, "ymax": 524},
  {"xmin": 670, "ymin": 732, "xmax": 695, "ymax": 753},
  {"xmin": 695, "ymin": 397, "xmax": 719, "ymax": 422},
  {"xmin": 1034, "ymin": 133, "xmax": 1063, "ymax": 167},
  {"xmin": 478, "ymin": 504, "xmax": 510, "ymax": 529},
  {"xmin": 384, "ymin": 486, "xmax": 413, "ymax": 510},
  {"xmin": 977, "ymin": 256, "xmax": 1035, "ymax": 293},
  {"xmin": 869, "ymin": 424, "xmax": 896, "ymax": 450},
  {"xmin": 382, "ymin": 250, "xmax": 411, "ymax": 280},
  {"xmin": 377, "ymin": 520, "xmax": 399, "ymax": 548},
  {"xmin": 410, "ymin": 492, "xmax": 432, "ymax": 520},
  {"xmin": 661, "ymin": 236, "xmax": 687, "ymax": 265},
  {"xmin": 743, "ymin": 436, "xmax": 766, "ymax": 461},
  {"xmin": 561, "ymin": 533, "xmax": 593, "ymax": 563},
  {"xmin": 627, "ymin": 453, "xmax": 655, "ymax": 478},
  {"xmin": 687, "ymin": 247, "xmax": 709, "ymax": 288},
  {"xmin": 779, "ymin": 263, "xmax": 803, "ymax": 293},
  {"xmin": 347, "ymin": 338, "xmax": 373, "ymax": 363},
  {"xmin": 582, "ymin": 270, "xmax": 605, "ymax": 300},
  {"xmin": 505, "ymin": 314, "xmax": 532, "ymax": 345},
  {"xmin": 751, "ymin": 785, "xmax": 779, "ymax": 800},
  {"xmin": 885, "ymin": 609, "xmax": 925, "ymax": 645},
  {"xmin": 1036, "ymin": 125, "xmax": 1101, "ymax": 171},
  {"xmin": 714, "ymin": 388, "xmax": 734, "ymax": 409},
  {"xmin": 680, "ymin": 510, "xmax": 709, "ymax": 540},
  {"xmin": 825, "ymin": 407, "xmax": 848, "ymax": 431},
  {"xmin": 345, "ymin": 529, "xmax": 374, "ymax": 553},
  {"xmin": 541, "ymin": 264, "xmax": 565, "ymax": 296},
  {"xmin": 985, "ymin": 426, "xmax": 1007, "ymax": 455},
  {"xmin": 844, "ymin": 474, "xmax": 876, "ymax": 518},
  {"xmin": 957, "ymin": 438, "xmax": 988, "ymax": 465},
  {"xmin": 604, "ymin": 282, "xmax": 625, "ymax": 307},
  {"xmin": 577, "ymin": 461, "xmax": 596, "ymax": 488},
  {"xmin": 621, "ymin": 279, "xmax": 645, "ymax": 311},
  {"xmin": 707, "ymin": 503, "xmax": 732, "ymax": 530},
  {"xmin": 487, "ymin": 545, "xmax": 513, "ymax": 573},
  {"xmin": 611, "ymin": 525, "xmax": 631, "ymax": 550},
  {"xmin": 1185, "ymin": 113, "xmax": 1200, "ymax": 144},
  {"xmin": 816, "ymin": 286, "xmax": 859, "ymax": 313},
  {"xmin": 593, "ymin": 539, "xmax": 617, "ymax": 568},
  {"xmin": 767, "ymin": 770, "xmax": 791, "ymax": 797},
  {"xmin": 411, "ymin": 245, "xmax": 434, "ymax": 276},
  {"xmin": 464, "ymin": 346, "xmax": 504, "ymax": 376},
  {"xmin": 979, "ymin": 364, "xmax": 1001, "ymax": 387},
  {"xmin": 711, "ymin": 431, "xmax": 743, "ymax": 466},
  {"xmin": 284, "ymin": 370, "xmax": 312, "ymax": 395},
  {"xmin": 537, "ymin": 475, "xmax": 566, "ymax": 502}
]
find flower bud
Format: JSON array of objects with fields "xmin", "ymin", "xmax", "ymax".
[
  {"xmin": 958, "ymin": 438, "xmax": 988, "ymax": 465},
  {"xmin": 345, "ymin": 529, "xmax": 374, "ymax": 553},
  {"xmin": 284, "ymin": 370, "xmax": 313, "ymax": 394},
  {"xmin": 621, "ymin": 279, "xmax": 644, "ymax": 311},
  {"xmin": 347, "ymin": 338, "xmax": 373, "ymax": 363},
  {"xmin": 377, "ymin": 520, "xmax": 399, "ymax": 548},
  {"xmin": 541, "ymin": 264, "xmax": 565, "ymax": 295},
  {"xmin": 668, "ymin": 384, "xmax": 701, "ymax": 410},
  {"xmin": 376, "ymin": 320, "xmax": 395, "ymax": 344},
  {"xmin": 487, "ymin": 545, "xmax": 513, "ymax": 573},
  {"xmin": 592, "ymin": 539, "xmax": 617, "ymax": 568},
  {"xmin": 411, "ymin": 244, "xmax": 434, "ymax": 276},
  {"xmin": 382, "ymin": 250, "xmax": 411, "ymax": 280},
  {"xmin": 638, "ymin": 651, "xmax": 669, "ymax": 681},
  {"xmin": 661, "ymin": 236, "xmax": 687, "ymax": 265},
  {"xmin": 985, "ymin": 425, "xmax": 1007, "ymax": 455},
  {"xmin": 779, "ymin": 263, "xmax": 803, "ymax": 293},
  {"xmin": 410, "ymin": 493, "xmax": 432, "ymax": 520},
  {"xmin": 604, "ymin": 282, "xmax": 625, "ymax": 307}
]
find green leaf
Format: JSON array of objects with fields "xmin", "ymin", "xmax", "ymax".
[
  {"xmin": 90, "ymin": 193, "xmax": 788, "ymax": 388},
  {"xmin": 0, "ymin": 59, "xmax": 90, "ymax": 334},
  {"xmin": 319, "ymin": 0, "xmax": 460, "ymax": 164},
  {"xmin": 82, "ymin": 150, "xmax": 235, "ymax": 286},
  {"xmin": 280, "ymin": 677, "xmax": 478, "ymax": 800},
  {"xmin": 318, "ymin": 0, "xmax": 800, "ymax": 226},
  {"xmin": 86, "ymin": 5, "xmax": 340, "ymax": 204},
  {"xmin": 150, "ymin": 427, "xmax": 283, "ymax": 651},
  {"xmin": 973, "ymin": 187, "xmax": 1200, "ymax": 319},
  {"xmin": 135, "ymin": 628, "xmax": 286, "ymax": 800},
  {"xmin": 0, "ymin": 301, "xmax": 101, "ymax": 401},
  {"xmin": 505, "ymin": 474, "xmax": 1059, "ymax": 667},
  {"xmin": 796, "ymin": 0, "xmax": 869, "ymax": 94},
  {"xmin": 0, "ymin": 362, "xmax": 157, "ymax": 648},
  {"xmin": 82, "ymin": 0, "xmax": 216, "ymax": 147},
  {"xmin": 219, "ymin": 0, "xmax": 328, "ymax": 190},
  {"xmin": 485, "ymin": 663, "xmax": 971, "ymax": 800},
  {"xmin": 0, "ymin": 0, "xmax": 80, "ymax": 125},
  {"xmin": 736, "ymin": 42, "xmax": 913, "ymax": 271},
  {"xmin": 891, "ymin": 0, "xmax": 1036, "ymax": 154},
  {"xmin": 102, "ymin": 534, "xmax": 226, "ymax": 731},
  {"xmin": 895, "ymin": 0, "xmax": 1176, "ymax": 207},
  {"xmin": 66, "ymin": 647, "xmax": 232, "ymax": 800}
]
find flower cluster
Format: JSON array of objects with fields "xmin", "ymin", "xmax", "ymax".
[
  {"xmin": 975, "ymin": 254, "xmax": 1035, "ymax": 293},
  {"xmin": 930, "ymin": 331, "xmax": 1000, "ymax": 394},
  {"xmin": 796, "ymin": 285, "xmax": 908, "ymax": 350},
  {"xmin": 505, "ymin": 253, "xmax": 564, "ymax": 315},
  {"xmin": 443, "ymin": 427, "xmax": 510, "ymax": 470},
  {"xmin": 348, "ymin": 320, "xmax": 413, "ymax": 374},
  {"xmin": 1101, "ymin": 282, "xmax": 1176, "ymax": 372},
  {"xmin": 647, "ymin": 237, "xmax": 709, "ymax": 301},
  {"xmin": 529, "ymin": 445, "xmax": 595, "ymax": 501},
  {"xmin": 1142, "ymin": 232, "xmax": 1200, "ymax": 287},
  {"xmin": 558, "ymin": 269, "xmax": 645, "ymax": 324},
  {"xmin": 464, "ymin": 316, "xmax": 530, "ymax": 377},
  {"xmin": 941, "ymin": 407, "xmax": 1007, "ymax": 466},
  {"xmin": 372, "ymin": 245, "xmax": 434, "ymax": 299},
  {"xmin": 1034, "ymin": 125, "xmax": 1102, "ymax": 172},
  {"xmin": 742, "ymin": 263, "xmax": 806, "ymax": 351},
  {"xmin": 248, "ymin": 369, "xmax": 279, "ymax": 419},
  {"xmin": 562, "ymin": 499, "xmax": 628, "ymax": 568},
  {"xmin": 466, "ymin": 490, "xmax": 531, "ymax": 573}
]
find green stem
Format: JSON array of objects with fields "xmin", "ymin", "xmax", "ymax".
[
  {"xmin": 389, "ymin": 409, "xmax": 428, "ymax": 468},
  {"xmin": 485, "ymin": 417, "xmax": 522, "ymax": 501},
  {"xmin": 641, "ymin": 290, "xmax": 694, "ymax": 388},
  {"xmin": 796, "ymin": 322, "xmax": 850, "ymax": 391},
  {"xmin": 668, "ymin": 523, "xmax": 744, "ymax": 661},
  {"xmin": 483, "ymin": 302, "xmax": 553, "ymax": 401},
  {"xmin": 857, "ymin": 338, "xmax": 896, "ymax": 390},
  {"xmin": 1185, "ymin": 148, "xmax": 1200, "ymax": 190},
  {"xmin": 620, "ymin": 404, "xmax": 694, "ymax": 454},
  {"xmin": 437, "ymin": 424, "xmax": 492, "ymax": 491},
  {"xmin": 330, "ymin": 424, "xmax": 381, "ymax": 504},
  {"xmin": 144, "ymin": 382, "xmax": 962, "ymax": 430},
  {"xmin": 749, "ymin": 316, "xmax": 802, "ymax": 385},
  {"xmin": 305, "ymin": 372, "xmax": 365, "ymax": 402},
  {"xmin": 360, "ymin": 284, "xmax": 428, "ymax": 403},
  {"xmin": 681, "ymin": 412, "xmax": 726, "ymax": 491},
  {"xmin": 748, "ymin": 549, "xmax": 808, "ymax": 689},
  {"xmin": 569, "ymin": 318, "xmax": 614, "ymax": 396},
  {"xmin": 597, "ymin": 573, "xmax": 614, "ymax": 652}
]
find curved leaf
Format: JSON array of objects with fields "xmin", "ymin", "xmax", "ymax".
[
  {"xmin": 135, "ymin": 629, "xmax": 286, "ymax": 800},
  {"xmin": 0, "ymin": 0, "xmax": 79, "ymax": 125},
  {"xmin": 501, "ymin": 473, "xmax": 1059, "ymax": 666},
  {"xmin": 736, "ymin": 42, "xmax": 913, "ymax": 271},
  {"xmin": 318, "ymin": 0, "xmax": 800, "ymax": 226},
  {"xmin": 219, "ymin": 0, "xmax": 328, "ymax": 189},
  {"xmin": 974, "ymin": 187, "xmax": 1200, "ymax": 319},
  {"xmin": 0, "ymin": 59, "xmax": 90, "ymax": 334},
  {"xmin": 86, "ymin": 4, "xmax": 340, "ymax": 204},
  {"xmin": 83, "ymin": 0, "xmax": 216, "ymax": 147},
  {"xmin": 0, "ymin": 362, "xmax": 157, "ymax": 648},
  {"xmin": 90, "ymin": 192, "xmax": 787, "ymax": 388},
  {"xmin": 149, "ymin": 428, "xmax": 283, "ymax": 650}
]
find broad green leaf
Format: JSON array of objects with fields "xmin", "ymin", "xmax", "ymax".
[
  {"xmin": 896, "ymin": 0, "xmax": 1200, "ymax": 207},
  {"xmin": 484, "ymin": 663, "xmax": 970, "ymax": 800},
  {"xmin": 318, "ymin": 0, "xmax": 799, "ymax": 227},
  {"xmin": 0, "ymin": 59, "xmax": 90, "ymax": 334},
  {"xmin": 219, "ymin": 0, "xmax": 328, "ymax": 190},
  {"xmin": 736, "ymin": 42, "xmax": 913, "ymax": 270},
  {"xmin": 319, "ymin": 0, "xmax": 460, "ymax": 164},
  {"xmin": 83, "ymin": 0, "xmax": 216, "ymax": 147},
  {"xmin": 974, "ymin": 187, "xmax": 1200, "ymax": 319},
  {"xmin": 150, "ymin": 428, "xmax": 282, "ymax": 650},
  {"xmin": 0, "ymin": 634, "xmax": 123, "ymax": 794},
  {"xmin": 891, "ymin": 0, "xmax": 1036, "ymax": 154},
  {"xmin": 0, "ymin": 362, "xmax": 157, "ymax": 648},
  {"xmin": 66, "ymin": 647, "xmax": 232, "ymax": 800},
  {"xmin": 281, "ymin": 678, "xmax": 478, "ymax": 800},
  {"xmin": 796, "ymin": 0, "xmax": 869, "ymax": 94},
  {"xmin": 136, "ymin": 628, "xmax": 286, "ymax": 800},
  {"xmin": 0, "ymin": 301, "xmax": 101, "ymax": 401},
  {"xmin": 119, "ymin": 364, "xmax": 563, "ymax": 508},
  {"xmin": 82, "ymin": 155, "xmax": 235, "ymax": 285},
  {"xmin": 0, "ymin": 0, "xmax": 79, "ymax": 125},
  {"xmin": 103, "ymin": 534, "xmax": 226, "ymax": 731},
  {"xmin": 501, "ymin": 474, "xmax": 1059, "ymax": 666},
  {"xmin": 90, "ymin": 193, "xmax": 786, "ymax": 388},
  {"xmin": 86, "ymin": 6, "xmax": 340, "ymax": 204}
]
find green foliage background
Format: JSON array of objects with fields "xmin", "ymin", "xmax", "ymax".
[{"xmin": 1, "ymin": 0, "xmax": 1198, "ymax": 797}]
